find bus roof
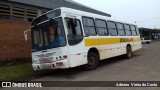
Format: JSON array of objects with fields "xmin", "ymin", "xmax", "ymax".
[
  {"xmin": 60, "ymin": 7, "xmax": 136, "ymax": 25},
  {"xmin": 32, "ymin": 7, "xmax": 137, "ymax": 26}
]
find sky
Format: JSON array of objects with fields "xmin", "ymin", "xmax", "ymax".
[{"xmin": 73, "ymin": 0, "xmax": 160, "ymax": 29}]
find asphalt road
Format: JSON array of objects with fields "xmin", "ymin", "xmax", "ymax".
[{"xmin": 2, "ymin": 40, "xmax": 160, "ymax": 90}]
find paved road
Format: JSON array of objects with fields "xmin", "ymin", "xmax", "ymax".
[{"xmin": 2, "ymin": 40, "xmax": 160, "ymax": 90}]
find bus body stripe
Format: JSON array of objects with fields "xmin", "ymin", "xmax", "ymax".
[{"xmin": 84, "ymin": 38, "xmax": 141, "ymax": 47}]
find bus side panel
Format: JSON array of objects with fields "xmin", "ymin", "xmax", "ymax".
[
  {"xmin": 132, "ymin": 37, "xmax": 142, "ymax": 51},
  {"xmin": 132, "ymin": 41, "xmax": 142, "ymax": 51},
  {"xmin": 68, "ymin": 39, "xmax": 88, "ymax": 68},
  {"xmin": 120, "ymin": 37, "xmax": 142, "ymax": 53},
  {"xmin": 84, "ymin": 37, "xmax": 100, "ymax": 59},
  {"xmin": 100, "ymin": 44, "xmax": 122, "ymax": 60},
  {"xmin": 99, "ymin": 37, "xmax": 124, "ymax": 60},
  {"xmin": 69, "ymin": 52, "xmax": 88, "ymax": 68}
]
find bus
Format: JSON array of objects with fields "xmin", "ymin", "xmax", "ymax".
[{"xmin": 24, "ymin": 7, "xmax": 142, "ymax": 70}]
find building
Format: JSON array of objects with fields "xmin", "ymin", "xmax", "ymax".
[
  {"xmin": 139, "ymin": 28, "xmax": 160, "ymax": 40},
  {"xmin": 0, "ymin": 0, "xmax": 111, "ymax": 22}
]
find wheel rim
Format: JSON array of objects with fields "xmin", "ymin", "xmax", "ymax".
[{"xmin": 88, "ymin": 57, "xmax": 96, "ymax": 65}]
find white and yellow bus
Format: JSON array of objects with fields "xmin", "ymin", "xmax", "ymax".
[{"xmin": 24, "ymin": 7, "xmax": 142, "ymax": 70}]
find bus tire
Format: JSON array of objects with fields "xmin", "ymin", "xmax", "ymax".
[
  {"xmin": 125, "ymin": 46, "xmax": 132, "ymax": 59},
  {"xmin": 84, "ymin": 52, "xmax": 99, "ymax": 70}
]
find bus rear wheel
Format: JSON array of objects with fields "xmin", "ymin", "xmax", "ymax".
[
  {"xmin": 125, "ymin": 46, "xmax": 132, "ymax": 59},
  {"xmin": 84, "ymin": 52, "xmax": 99, "ymax": 70}
]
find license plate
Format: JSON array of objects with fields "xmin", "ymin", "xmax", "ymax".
[{"xmin": 44, "ymin": 64, "xmax": 53, "ymax": 69}]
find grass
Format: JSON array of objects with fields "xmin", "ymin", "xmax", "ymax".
[{"xmin": 0, "ymin": 63, "xmax": 36, "ymax": 81}]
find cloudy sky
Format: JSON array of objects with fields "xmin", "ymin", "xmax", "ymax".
[{"xmin": 73, "ymin": 0, "xmax": 160, "ymax": 29}]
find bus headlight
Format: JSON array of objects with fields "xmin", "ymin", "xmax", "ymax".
[
  {"xmin": 57, "ymin": 55, "xmax": 68, "ymax": 61},
  {"xmin": 32, "ymin": 60, "xmax": 38, "ymax": 63}
]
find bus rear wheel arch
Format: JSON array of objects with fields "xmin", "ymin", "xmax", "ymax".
[{"xmin": 84, "ymin": 48, "xmax": 100, "ymax": 70}]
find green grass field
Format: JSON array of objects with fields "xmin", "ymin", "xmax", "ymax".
[{"xmin": 0, "ymin": 63, "xmax": 35, "ymax": 81}]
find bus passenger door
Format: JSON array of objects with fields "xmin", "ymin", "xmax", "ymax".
[{"xmin": 64, "ymin": 17, "xmax": 87, "ymax": 67}]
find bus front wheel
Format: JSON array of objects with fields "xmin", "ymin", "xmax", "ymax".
[{"xmin": 84, "ymin": 52, "xmax": 99, "ymax": 70}]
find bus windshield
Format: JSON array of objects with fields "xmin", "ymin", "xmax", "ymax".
[{"xmin": 31, "ymin": 17, "xmax": 66, "ymax": 52}]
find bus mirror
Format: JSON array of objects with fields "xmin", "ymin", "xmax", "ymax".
[{"xmin": 24, "ymin": 29, "xmax": 31, "ymax": 41}]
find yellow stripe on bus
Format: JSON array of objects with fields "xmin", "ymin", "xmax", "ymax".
[{"xmin": 85, "ymin": 38, "xmax": 141, "ymax": 47}]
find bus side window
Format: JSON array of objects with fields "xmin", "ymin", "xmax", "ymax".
[
  {"xmin": 107, "ymin": 21, "xmax": 118, "ymax": 36},
  {"xmin": 95, "ymin": 19, "xmax": 108, "ymax": 36},
  {"xmin": 116, "ymin": 22, "xmax": 125, "ymax": 36},
  {"xmin": 124, "ymin": 24, "xmax": 132, "ymax": 36},
  {"xmin": 130, "ymin": 25, "xmax": 137, "ymax": 36},
  {"xmin": 82, "ymin": 17, "xmax": 96, "ymax": 36}
]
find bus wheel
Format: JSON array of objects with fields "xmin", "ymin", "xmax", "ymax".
[
  {"xmin": 84, "ymin": 52, "xmax": 99, "ymax": 70},
  {"xmin": 125, "ymin": 46, "xmax": 132, "ymax": 59}
]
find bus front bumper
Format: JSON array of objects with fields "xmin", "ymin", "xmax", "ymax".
[{"xmin": 32, "ymin": 59, "xmax": 69, "ymax": 70}]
